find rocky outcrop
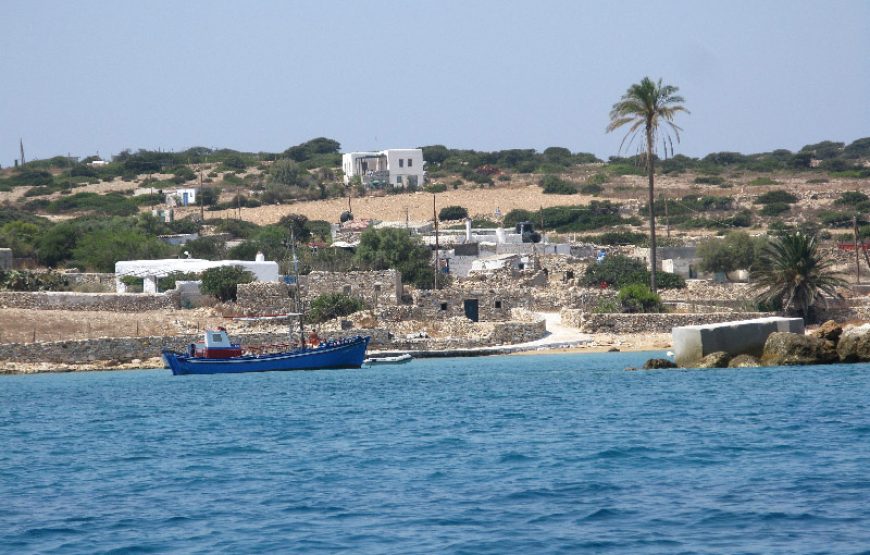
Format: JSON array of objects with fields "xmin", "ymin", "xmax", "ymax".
[
  {"xmin": 761, "ymin": 332, "xmax": 838, "ymax": 366},
  {"xmin": 643, "ymin": 358, "xmax": 677, "ymax": 369},
  {"xmin": 813, "ymin": 320, "xmax": 843, "ymax": 343},
  {"xmin": 728, "ymin": 354, "xmax": 762, "ymax": 368},
  {"xmin": 837, "ymin": 324, "xmax": 870, "ymax": 363},
  {"xmin": 695, "ymin": 351, "xmax": 731, "ymax": 368}
]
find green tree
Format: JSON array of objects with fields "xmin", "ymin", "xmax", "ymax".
[
  {"xmin": 200, "ymin": 265, "xmax": 255, "ymax": 302},
  {"xmin": 582, "ymin": 254, "xmax": 685, "ymax": 289},
  {"xmin": 752, "ymin": 233, "xmax": 845, "ymax": 321},
  {"xmin": 72, "ymin": 227, "xmax": 171, "ymax": 272},
  {"xmin": 697, "ymin": 231, "xmax": 766, "ymax": 277},
  {"xmin": 355, "ymin": 228, "xmax": 439, "ymax": 289},
  {"xmin": 438, "ymin": 206, "xmax": 469, "ymax": 221},
  {"xmin": 607, "ymin": 77, "xmax": 689, "ymax": 292},
  {"xmin": 618, "ymin": 284, "xmax": 664, "ymax": 313}
]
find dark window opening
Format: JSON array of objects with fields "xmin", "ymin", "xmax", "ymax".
[
  {"xmin": 440, "ymin": 302, "xmax": 448, "ymax": 311},
  {"xmin": 566, "ymin": 270, "xmax": 574, "ymax": 280},
  {"xmin": 494, "ymin": 300, "xmax": 502, "ymax": 309}
]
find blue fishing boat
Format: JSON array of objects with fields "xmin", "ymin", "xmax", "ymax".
[{"xmin": 162, "ymin": 329, "xmax": 370, "ymax": 375}]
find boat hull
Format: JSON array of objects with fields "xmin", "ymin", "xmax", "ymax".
[{"xmin": 162, "ymin": 336, "xmax": 370, "ymax": 375}]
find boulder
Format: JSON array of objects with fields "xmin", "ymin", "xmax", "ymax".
[
  {"xmin": 837, "ymin": 324, "xmax": 870, "ymax": 363},
  {"xmin": 728, "ymin": 354, "xmax": 762, "ymax": 368},
  {"xmin": 761, "ymin": 332, "xmax": 838, "ymax": 366},
  {"xmin": 643, "ymin": 358, "xmax": 677, "ymax": 369},
  {"xmin": 694, "ymin": 351, "xmax": 731, "ymax": 369},
  {"xmin": 812, "ymin": 320, "xmax": 843, "ymax": 344}
]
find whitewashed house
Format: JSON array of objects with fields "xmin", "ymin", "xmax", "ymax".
[
  {"xmin": 165, "ymin": 188, "xmax": 197, "ymax": 207},
  {"xmin": 342, "ymin": 148, "xmax": 425, "ymax": 188}
]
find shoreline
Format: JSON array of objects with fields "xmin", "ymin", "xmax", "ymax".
[{"xmin": 0, "ymin": 334, "xmax": 672, "ymax": 375}]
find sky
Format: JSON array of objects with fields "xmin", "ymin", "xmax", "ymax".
[{"xmin": 1, "ymin": 0, "xmax": 868, "ymax": 167}]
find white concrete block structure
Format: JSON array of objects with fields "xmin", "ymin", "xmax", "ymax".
[
  {"xmin": 342, "ymin": 149, "xmax": 425, "ymax": 188},
  {"xmin": 672, "ymin": 317, "xmax": 805, "ymax": 367}
]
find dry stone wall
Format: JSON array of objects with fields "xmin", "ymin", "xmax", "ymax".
[
  {"xmin": 235, "ymin": 282, "xmax": 295, "ymax": 315},
  {"xmin": 561, "ymin": 310, "xmax": 775, "ymax": 334},
  {"xmin": 0, "ymin": 329, "xmax": 391, "ymax": 364},
  {"xmin": 306, "ymin": 270, "xmax": 402, "ymax": 305},
  {"xmin": 0, "ymin": 291, "xmax": 179, "ymax": 311}
]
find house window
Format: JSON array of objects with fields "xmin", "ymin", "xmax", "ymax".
[
  {"xmin": 494, "ymin": 300, "xmax": 502, "ymax": 309},
  {"xmin": 399, "ymin": 159, "xmax": 404, "ymax": 168},
  {"xmin": 396, "ymin": 175, "xmax": 403, "ymax": 184},
  {"xmin": 440, "ymin": 302, "xmax": 448, "ymax": 311},
  {"xmin": 566, "ymin": 270, "xmax": 574, "ymax": 280},
  {"xmin": 517, "ymin": 263, "xmax": 525, "ymax": 270},
  {"xmin": 408, "ymin": 158, "xmax": 413, "ymax": 167}
]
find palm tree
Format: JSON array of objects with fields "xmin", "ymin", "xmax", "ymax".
[
  {"xmin": 753, "ymin": 232, "xmax": 846, "ymax": 322},
  {"xmin": 607, "ymin": 77, "xmax": 688, "ymax": 292}
]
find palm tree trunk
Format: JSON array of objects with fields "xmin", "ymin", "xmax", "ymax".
[{"xmin": 646, "ymin": 124, "xmax": 657, "ymax": 293}]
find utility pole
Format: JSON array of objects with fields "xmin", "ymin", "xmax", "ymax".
[
  {"xmin": 854, "ymin": 214, "xmax": 861, "ymax": 284},
  {"xmin": 433, "ymin": 194, "xmax": 439, "ymax": 290},
  {"xmin": 199, "ymin": 166, "xmax": 205, "ymax": 221},
  {"xmin": 662, "ymin": 193, "xmax": 670, "ymax": 238}
]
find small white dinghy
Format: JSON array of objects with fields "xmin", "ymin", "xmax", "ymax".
[{"xmin": 364, "ymin": 353, "xmax": 413, "ymax": 365}]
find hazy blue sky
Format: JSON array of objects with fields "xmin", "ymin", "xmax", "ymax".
[{"xmin": 2, "ymin": 0, "xmax": 868, "ymax": 166}]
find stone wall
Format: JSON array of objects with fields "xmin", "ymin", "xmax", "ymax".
[
  {"xmin": 0, "ymin": 291, "xmax": 179, "ymax": 311},
  {"xmin": 561, "ymin": 310, "xmax": 776, "ymax": 334},
  {"xmin": 62, "ymin": 272, "xmax": 116, "ymax": 292},
  {"xmin": 306, "ymin": 270, "xmax": 402, "ymax": 305},
  {"xmin": 235, "ymin": 281, "xmax": 295, "ymax": 315},
  {"xmin": 0, "ymin": 329, "xmax": 392, "ymax": 364}
]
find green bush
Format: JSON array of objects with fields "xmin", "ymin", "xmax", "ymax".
[
  {"xmin": 308, "ymin": 293, "xmax": 366, "ymax": 324},
  {"xmin": 760, "ymin": 202, "xmax": 791, "ymax": 216},
  {"xmin": 423, "ymin": 183, "xmax": 448, "ymax": 193},
  {"xmin": 582, "ymin": 254, "xmax": 685, "ymax": 289},
  {"xmin": 43, "ymin": 192, "xmax": 139, "ymax": 216},
  {"xmin": 749, "ymin": 177, "xmax": 779, "ymax": 186},
  {"xmin": 755, "ymin": 190, "xmax": 798, "ymax": 204},
  {"xmin": 438, "ymin": 205, "xmax": 468, "ymax": 221},
  {"xmin": 200, "ymin": 265, "xmax": 255, "ymax": 302},
  {"xmin": 580, "ymin": 231, "xmax": 646, "ymax": 245},
  {"xmin": 0, "ymin": 270, "xmax": 69, "ymax": 292},
  {"xmin": 579, "ymin": 183, "xmax": 603, "ymax": 195},
  {"xmin": 618, "ymin": 284, "xmax": 664, "ymax": 313},
  {"xmin": 355, "ymin": 228, "xmax": 441, "ymax": 289},
  {"xmin": 693, "ymin": 176, "xmax": 725, "ymax": 185},
  {"xmin": 157, "ymin": 271, "xmax": 201, "ymax": 291},
  {"xmin": 540, "ymin": 175, "xmax": 577, "ymax": 195}
]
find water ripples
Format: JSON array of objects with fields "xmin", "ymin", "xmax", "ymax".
[{"xmin": 1, "ymin": 353, "xmax": 869, "ymax": 553}]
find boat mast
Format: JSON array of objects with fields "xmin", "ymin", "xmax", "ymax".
[{"xmin": 291, "ymin": 230, "xmax": 306, "ymax": 348}]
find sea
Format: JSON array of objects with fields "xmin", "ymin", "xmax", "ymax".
[{"xmin": 2, "ymin": 352, "xmax": 869, "ymax": 554}]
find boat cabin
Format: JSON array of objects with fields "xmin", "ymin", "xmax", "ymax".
[{"xmin": 191, "ymin": 328, "xmax": 243, "ymax": 359}]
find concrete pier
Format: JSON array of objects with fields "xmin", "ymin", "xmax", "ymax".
[{"xmin": 672, "ymin": 317, "xmax": 804, "ymax": 367}]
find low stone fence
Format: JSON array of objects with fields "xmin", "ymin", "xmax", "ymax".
[
  {"xmin": 560, "ymin": 310, "xmax": 776, "ymax": 334},
  {"xmin": 62, "ymin": 272, "xmax": 117, "ymax": 292},
  {"xmin": 0, "ymin": 291, "xmax": 179, "ymax": 311},
  {"xmin": 235, "ymin": 282, "xmax": 295, "ymax": 315},
  {"xmin": 0, "ymin": 329, "xmax": 392, "ymax": 364},
  {"xmin": 491, "ymin": 317, "xmax": 547, "ymax": 345}
]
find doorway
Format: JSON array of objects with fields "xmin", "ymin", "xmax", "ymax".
[{"xmin": 463, "ymin": 299, "xmax": 479, "ymax": 322}]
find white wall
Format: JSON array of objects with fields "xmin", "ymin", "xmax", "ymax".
[
  {"xmin": 384, "ymin": 149, "xmax": 425, "ymax": 187},
  {"xmin": 343, "ymin": 149, "xmax": 425, "ymax": 188}
]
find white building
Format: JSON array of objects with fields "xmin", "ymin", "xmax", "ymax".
[
  {"xmin": 114, "ymin": 258, "xmax": 279, "ymax": 294},
  {"xmin": 165, "ymin": 188, "xmax": 197, "ymax": 207},
  {"xmin": 342, "ymin": 148, "xmax": 425, "ymax": 188}
]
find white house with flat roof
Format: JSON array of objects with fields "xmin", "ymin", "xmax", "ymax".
[
  {"xmin": 114, "ymin": 257, "xmax": 279, "ymax": 294},
  {"xmin": 342, "ymin": 148, "xmax": 424, "ymax": 188}
]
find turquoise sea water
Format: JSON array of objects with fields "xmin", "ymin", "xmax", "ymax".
[{"xmin": 2, "ymin": 352, "xmax": 869, "ymax": 554}]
